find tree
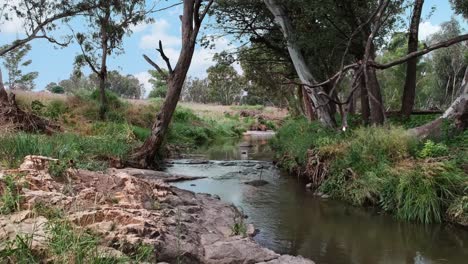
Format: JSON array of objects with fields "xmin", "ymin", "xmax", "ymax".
[
  {"xmin": 182, "ymin": 77, "xmax": 210, "ymax": 103},
  {"xmin": 450, "ymin": 0, "xmax": 468, "ymax": 18},
  {"xmin": 429, "ymin": 19, "xmax": 468, "ymax": 106},
  {"xmin": 129, "ymin": 0, "xmax": 214, "ymax": 168},
  {"xmin": 206, "ymin": 52, "xmax": 244, "ymax": 105},
  {"xmin": 264, "ymin": 0, "xmax": 337, "ymax": 128},
  {"xmin": 148, "ymin": 69, "xmax": 169, "ymax": 98},
  {"xmin": 90, "ymin": 71, "xmax": 144, "ymax": 99},
  {"xmin": 74, "ymin": 0, "xmax": 150, "ymax": 119},
  {"xmin": 1, "ymin": 44, "xmax": 38, "ymax": 90},
  {"xmin": 0, "ymin": 0, "xmax": 97, "ymax": 133},
  {"xmin": 401, "ymin": 0, "xmax": 424, "ymax": 118}
]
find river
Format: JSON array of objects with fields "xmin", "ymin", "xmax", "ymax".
[{"xmin": 165, "ymin": 132, "xmax": 468, "ymax": 264}]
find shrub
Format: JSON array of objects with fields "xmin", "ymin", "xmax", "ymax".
[
  {"xmin": 45, "ymin": 100, "xmax": 68, "ymax": 120},
  {"xmin": 50, "ymin": 86, "xmax": 65, "ymax": 94},
  {"xmin": 418, "ymin": 140, "xmax": 449, "ymax": 158}
]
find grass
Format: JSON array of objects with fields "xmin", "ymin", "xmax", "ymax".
[
  {"xmin": 0, "ymin": 91, "xmax": 271, "ymax": 169},
  {"xmin": 272, "ymin": 117, "xmax": 468, "ymax": 224},
  {"xmin": 0, "ymin": 174, "xmax": 22, "ymax": 214}
]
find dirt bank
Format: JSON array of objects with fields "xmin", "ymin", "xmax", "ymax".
[{"xmin": 0, "ymin": 156, "xmax": 312, "ymax": 264}]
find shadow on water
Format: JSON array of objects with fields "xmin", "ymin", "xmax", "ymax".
[{"xmin": 166, "ymin": 132, "xmax": 468, "ymax": 264}]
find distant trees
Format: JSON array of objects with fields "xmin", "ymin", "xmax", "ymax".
[
  {"xmin": 148, "ymin": 69, "xmax": 169, "ymax": 99},
  {"xmin": 1, "ymin": 44, "xmax": 38, "ymax": 90},
  {"xmin": 73, "ymin": 0, "xmax": 150, "ymax": 119},
  {"xmin": 51, "ymin": 72, "xmax": 144, "ymax": 99}
]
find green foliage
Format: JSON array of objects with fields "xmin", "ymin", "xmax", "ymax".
[
  {"xmin": 90, "ymin": 89, "xmax": 123, "ymax": 109},
  {"xmin": 273, "ymin": 119, "xmax": 467, "ymax": 224},
  {"xmin": 0, "ymin": 175, "xmax": 22, "ymax": 215},
  {"xmin": 131, "ymin": 243, "xmax": 154, "ymax": 263},
  {"xmin": 418, "ymin": 140, "xmax": 449, "ymax": 158},
  {"xmin": 50, "ymin": 86, "xmax": 65, "ymax": 94},
  {"xmin": 270, "ymin": 117, "xmax": 338, "ymax": 171},
  {"xmin": 0, "ymin": 43, "xmax": 38, "ymax": 90},
  {"xmin": 231, "ymin": 216, "xmax": 247, "ymax": 237},
  {"xmin": 47, "ymin": 220, "xmax": 122, "ymax": 263},
  {"xmin": 395, "ymin": 163, "xmax": 464, "ymax": 223},
  {"xmin": 45, "ymin": 100, "xmax": 68, "ymax": 120},
  {"xmin": 48, "ymin": 161, "xmax": 69, "ymax": 179}
]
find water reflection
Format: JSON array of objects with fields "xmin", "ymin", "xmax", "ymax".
[{"xmin": 167, "ymin": 134, "xmax": 468, "ymax": 264}]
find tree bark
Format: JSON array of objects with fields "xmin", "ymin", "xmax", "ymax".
[
  {"xmin": 264, "ymin": 0, "xmax": 336, "ymax": 128},
  {"xmin": 410, "ymin": 67, "xmax": 468, "ymax": 138},
  {"xmin": 401, "ymin": 0, "xmax": 424, "ymax": 118},
  {"xmin": 129, "ymin": 0, "xmax": 213, "ymax": 168},
  {"xmin": 359, "ymin": 72, "xmax": 371, "ymax": 124},
  {"xmin": 98, "ymin": 8, "xmax": 111, "ymax": 120},
  {"xmin": 301, "ymin": 86, "xmax": 315, "ymax": 121}
]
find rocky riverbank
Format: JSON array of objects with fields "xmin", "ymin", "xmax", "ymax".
[{"xmin": 0, "ymin": 156, "xmax": 313, "ymax": 263}]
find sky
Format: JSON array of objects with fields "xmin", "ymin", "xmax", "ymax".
[{"xmin": 0, "ymin": 0, "xmax": 466, "ymax": 94}]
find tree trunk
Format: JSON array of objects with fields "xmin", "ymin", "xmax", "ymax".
[
  {"xmin": 301, "ymin": 86, "xmax": 315, "ymax": 121},
  {"xmin": 264, "ymin": 0, "xmax": 336, "ymax": 128},
  {"xmin": 98, "ymin": 15, "xmax": 110, "ymax": 120},
  {"xmin": 129, "ymin": 0, "xmax": 210, "ymax": 168},
  {"xmin": 360, "ymin": 74, "xmax": 371, "ymax": 125},
  {"xmin": 0, "ymin": 68, "xmax": 8, "ymax": 103},
  {"xmin": 410, "ymin": 67, "xmax": 468, "ymax": 138},
  {"xmin": 401, "ymin": 0, "xmax": 424, "ymax": 118},
  {"xmin": 366, "ymin": 65, "xmax": 385, "ymax": 124}
]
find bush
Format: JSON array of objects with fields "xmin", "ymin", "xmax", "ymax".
[
  {"xmin": 418, "ymin": 140, "xmax": 449, "ymax": 158},
  {"xmin": 50, "ymin": 86, "xmax": 65, "ymax": 94},
  {"xmin": 272, "ymin": 119, "xmax": 467, "ymax": 224},
  {"xmin": 45, "ymin": 100, "xmax": 68, "ymax": 120}
]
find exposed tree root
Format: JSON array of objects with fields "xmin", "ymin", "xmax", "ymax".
[{"xmin": 0, "ymin": 93, "xmax": 59, "ymax": 134}]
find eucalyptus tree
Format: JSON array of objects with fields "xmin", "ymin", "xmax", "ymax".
[
  {"xmin": 129, "ymin": 0, "xmax": 214, "ymax": 168},
  {"xmin": 1, "ymin": 44, "xmax": 38, "ymax": 90},
  {"xmin": 401, "ymin": 0, "xmax": 424, "ymax": 118},
  {"xmin": 74, "ymin": 0, "xmax": 151, "ymax": 119},
  {"xmin": 0, "ymin": 0, "xmax": 96, "ymax": 133}
]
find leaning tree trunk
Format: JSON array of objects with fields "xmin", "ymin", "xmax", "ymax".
[
  {"xmin": 410, "ymin": 67, "xmax": 468, "ymax": 138},
  {"xmin": 401, "ymin": 0, "xmax": 424, "ymax": 118},
  {"xmin": 129, "ymin": 0, "xmax": 213, "ymax": 168},
  {"xmin": 264, "ymin": 0, "xmax": 336, "ymax": 128}
]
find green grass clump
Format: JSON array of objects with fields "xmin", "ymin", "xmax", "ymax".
[
  {"xmin": 0, "ymin": 132, "xmax": 133, "ymax": 170},
  {"xmin": 272, "ymin": 119, "xmax": 468, "ymax": 224},
  {"xmin": 0, "ymin": 175, "xmax": 22, "ymax": 215},
  {"xmin": 270, "ymin": 117, "xmax": 338, "ymax": 171}
]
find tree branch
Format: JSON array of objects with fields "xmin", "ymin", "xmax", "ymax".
[
  {"xmin": 143, "ymin": 54, "xmax": 168, "ymax": 79},
  {"xmin": 157, "ymin": 40, "xmax": 173, "ymax": 74}
]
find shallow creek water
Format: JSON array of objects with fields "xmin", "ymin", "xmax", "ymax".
[{"xmin": 165, "ymin": 132, "xmax": 468, "ymax": 264}]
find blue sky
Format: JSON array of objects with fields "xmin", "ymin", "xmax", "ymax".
[{"xmin": 0, "ymin": 0, "xmax": 466, "ymax": 93}]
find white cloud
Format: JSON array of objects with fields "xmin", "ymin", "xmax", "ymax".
[
  {"xmin": 139, "ymin": 19, "xmax": 242, "ymax": 79},
  {"xmin": 130, "ymin": 21, "xmax": 151, "ymax": 33},
  {"xmin": 139, "ymin": 19, "xmax": 181, "ymax": 49},
  {"xmin": 419, "ymin": 21, "xmax": 441, "ymax": 40}
]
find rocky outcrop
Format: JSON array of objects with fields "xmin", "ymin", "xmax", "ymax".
[{"xmin": 0, "ymin": 155, "xmax": 314, "ymax": 264}]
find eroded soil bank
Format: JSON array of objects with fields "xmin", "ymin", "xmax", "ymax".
[{"xmin": 0, "ymin": 155, "xmax": 313, "ymax": 264}]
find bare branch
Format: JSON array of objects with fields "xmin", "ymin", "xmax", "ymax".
[
  {"xmin": 143, "ymin": 54, "xmax": 168, "ymax": 79},
  {"xmin": 157, "ymin": 40, "xmax": 173, "ymax": 74}
]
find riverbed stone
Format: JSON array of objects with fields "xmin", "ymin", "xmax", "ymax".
[{"xmin": 0, "ymin": 155, "xmax": 316, "ymax": 264}]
